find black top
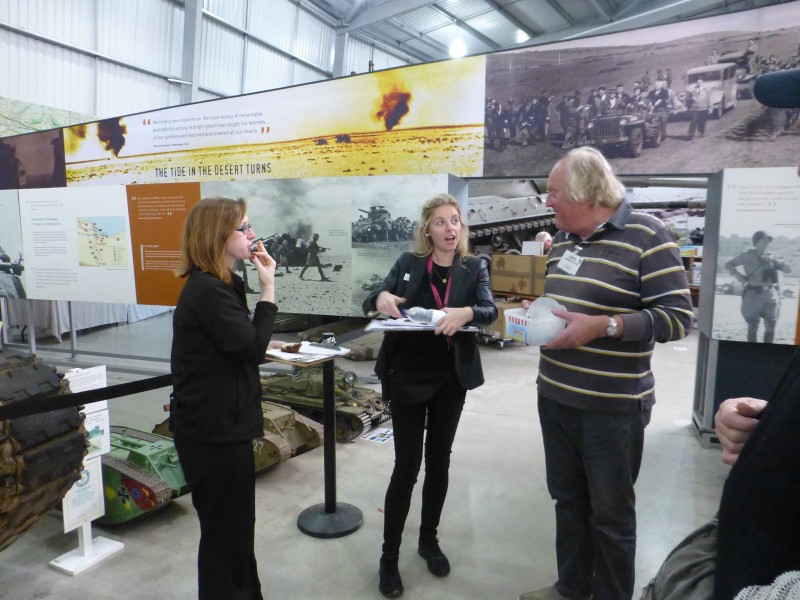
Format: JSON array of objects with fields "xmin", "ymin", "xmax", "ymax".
[
  {"xmin": 714, "ymin": 350, "xmax": 800, "ymax": 599},
  {"xmin": 170, "ymin": 269, "xmax": 277, "ymax": 444},
  {"xmin": 363, "ymin": 252, "xmax": 497, "ymax": 392}
]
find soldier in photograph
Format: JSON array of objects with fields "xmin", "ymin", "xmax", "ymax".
[
  {"xmin": 725, "ymin": 230, "xmax": 790, "ymax": 343},
  {"xmin": 299, "ymin": 233, "xmax": 330, "ymax": 282}
]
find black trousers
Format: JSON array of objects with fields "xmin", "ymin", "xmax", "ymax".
[
  {"xmin": 382, "ymin": 372, "xmax": 466, "ymax": 555},
  {"xmin": 175, "ymin": 437, "xmax": 263, "ymax": 600}
]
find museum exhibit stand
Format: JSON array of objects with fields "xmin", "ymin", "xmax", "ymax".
[
  {"xmin": 692, "ymin": 168, "xmax": 800, "ymax": 446},
  {"xmin": 267, "ymin": 352, "xmax": 363, "ymax": 539}
]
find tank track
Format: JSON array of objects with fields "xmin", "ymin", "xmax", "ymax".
[
  {"xmin": 337, "ymin": 411, "xmax": 372, "ymax": 443},
  {"xmin": 293, "ymin": 413, "xmax": 325, "ymax": 446},
  {"xmin": 0, "ymin": 352, "xmax": 87, "ymax": 552},
  {"xmin": 101, "ymin": 455, "xmax": 172, "ymax": 512},
  {"xmin": 469, "ymin": 215, "xmax": 556, "ymax": 252}
]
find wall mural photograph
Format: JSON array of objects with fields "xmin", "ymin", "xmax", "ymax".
[
  {"xmin": 711, "ymin": 168, "xmax": 800, "ymax": 345},
  {"xmin": 483, "ymin": 3, "xmax": 800, "ymax": 177}
]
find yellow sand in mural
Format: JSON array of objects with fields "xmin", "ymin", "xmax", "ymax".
[{"xmin": 65, "ymin": 125, "xmax": 483, "ymax": 184}]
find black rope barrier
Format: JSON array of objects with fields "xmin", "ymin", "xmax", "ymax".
[{"xmin": 0, "ymin": 374, "xmax": 173, "ymax": 421}]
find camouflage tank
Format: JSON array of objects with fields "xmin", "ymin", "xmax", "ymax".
[
  {"xmin": 98, "ymin": 426, "xmax": 188, "ymax": 526},
  {"xmin": 0, "ymin": 352, "xmax": 87, "ymax": 552},
  {"xmin": 260, "ymin": 366, "xmax": 389, "ymax": 442},
  {"xmin": 152, "ymin": 400, "xmax": 323, "ymax": 473},
  {"xmin": 466, "ymin": 180, "xmax": 555, "ymax": 258}
]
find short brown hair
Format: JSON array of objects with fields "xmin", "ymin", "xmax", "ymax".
[{"xmin": 176, "ymin": 196, "xmax": 246, "ymax": 284}]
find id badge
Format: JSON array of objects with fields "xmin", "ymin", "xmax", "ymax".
[{"xmin": 557, "ymin": 250, "xmax": 584, "ymax": 275}]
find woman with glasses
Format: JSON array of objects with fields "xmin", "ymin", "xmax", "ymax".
[
  {"xmin": 170, "ymin": 196, "xmax": 281, "ymax": 600},
  {"xmin": 363, "ymin": 193, "xmax": 497, "ymax": 598}
]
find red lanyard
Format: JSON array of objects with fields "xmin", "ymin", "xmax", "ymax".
[{"xmin": 427, "ymin": 254, "xmax": 452, "ymax": 309}]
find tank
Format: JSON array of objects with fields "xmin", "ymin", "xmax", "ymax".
[
  {"xmin": 0, "ymin": 352, "xmax": 87, "ymax": 552},
  {"xmin": 152, "ymin": 400, "xmax": 323, "ymax": 474},
  {"xmin": 466, "ymin": 180, "xmax": 555, "ymax": 258},
  {"xmin": 353, "ymin": 205, "xmax": 393, "ymax": 243},
  {"xmin": 254, "ymin": 401, "xmax": 323, "ymax": 471},
  {"xmin": 260, "ymin": 366, "xmax": 389, "ymax": 442},
  {"xmin": 97, "ymin": 426, "xmax": 188, "ymax": 526}
]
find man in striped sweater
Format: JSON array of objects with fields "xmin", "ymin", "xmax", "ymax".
[{"xmin": 520, "ymin": 147, "xmax": 693, "ymax": 600}]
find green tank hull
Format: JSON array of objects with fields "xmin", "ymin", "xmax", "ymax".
[{"xmin": 259, "ymin": 366, "xmax": 389, "ymax": 442}]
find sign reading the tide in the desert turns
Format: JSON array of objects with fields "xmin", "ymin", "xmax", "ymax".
[{"xmin": 62, "ymin": 57, "xmax": 486, "ymax": 187}]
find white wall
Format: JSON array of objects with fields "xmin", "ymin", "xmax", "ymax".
[{"xmin": 0, "ymin": 0, "xmax": 411, "ymax": 122}]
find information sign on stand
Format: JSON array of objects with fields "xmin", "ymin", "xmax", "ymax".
[{"xmin": 50, "ymin": 366, "xmax": 124, "ymax": 575}]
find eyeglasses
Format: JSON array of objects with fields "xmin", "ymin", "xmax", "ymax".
[{"xmin": 234, "ymin": 223, "xmax": 252, "ymax": 234}]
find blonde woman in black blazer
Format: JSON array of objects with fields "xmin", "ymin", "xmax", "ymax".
[{"xmin": 363, "ymin": 193, "xmax": 497, "ymax": 598}]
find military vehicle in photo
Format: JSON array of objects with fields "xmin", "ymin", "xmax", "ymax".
[
  {"xmin": 353, "ymin": 205, "xmax": 392, "ymax": 242},
  {"xmin": 98, "ymin": 426, "xmax": 188, "ymax": 526},
  {"xmin": 0, "ymin": 352, "xmax": 87, "ymax": 552},
  {"xmin": 466, "ymin": 181, "xmax": 555, "ymax": 258},
  {"xmin": 582, "ymin": 108, "xmax": 667, "ymax": 158},
  {"xmin": 259, "ymin": 366, "xmax": 389, "ymax": 442}
]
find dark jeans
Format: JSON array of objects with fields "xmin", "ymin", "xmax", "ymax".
[
  {"xmin": 538, "ymin": 395, "xmax": 649, "ymax": 600},
  {"xmin": 175, "ymin": 437, "xmax": 263, "ymax": 600},
  {"xmin": 382, "ymin": 373, "xmax": 466, "ymax": 555}
]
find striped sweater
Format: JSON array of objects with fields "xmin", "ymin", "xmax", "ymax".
[{"xmin": 538, "ymin": 202, "xmax": 693, "ymax": 413}]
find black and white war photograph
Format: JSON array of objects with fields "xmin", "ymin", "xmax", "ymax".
[
  {"xmin": 351, "ymin": 173, "xmax": 455, "ymax": 311},
  {"xmin": 483, "ymin": 3, "xmax": 800, "ymax": 177},
  {"xmin": 711, "ymin": 168, "xmax": 800, "ymax": 345},
  {"xmin": 201, "ymin": 178, "xmax": 354, "ymax": 315},
  {"xmin": 0, "ymin": 189, "xmax": 26, "ymax": 299}
]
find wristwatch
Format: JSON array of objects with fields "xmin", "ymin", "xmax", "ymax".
[{"xmin": 606, "ymin": 316, "xmax": 619, "ymax": 338}]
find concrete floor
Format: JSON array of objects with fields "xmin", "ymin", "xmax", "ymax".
[{"xmin": 0, "ymin": 312, "xmax": 730, "ymax": 600}]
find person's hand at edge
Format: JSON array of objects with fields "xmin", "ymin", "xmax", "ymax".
[{"xmin": 715, "ymin": 397, "xmax": 768, "ymax": 466}]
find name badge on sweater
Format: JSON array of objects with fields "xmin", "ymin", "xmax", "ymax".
[{"xmin": 557, "ymin": 250, "xmax": 584, "ymax": 275}]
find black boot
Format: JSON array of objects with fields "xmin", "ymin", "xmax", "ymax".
[
  {"xmin": 379, "ymin": 554, "xmax": 404, "ymax": 597},
  {"xmin": 418, "ymin": 539, "xmax": 451, "ymax": 577}
]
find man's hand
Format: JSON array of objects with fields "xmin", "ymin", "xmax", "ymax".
[
  {"xmin": 542, "ymin": 310, "xmax": 607, "ymax": 349},
  {"xmin": 715, "ymin": 397, "xmax": 768, "ymax": 466}
]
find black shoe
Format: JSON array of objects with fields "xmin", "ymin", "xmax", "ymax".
[
  {"xmin": 418, "ymin": 540, "xmax": 450, "ymax": 577},
  {"xmin": 379, "ymin": 554, "xmax": 404, "ymax": 598},
  {"xmin": 321, "ymin": 277, "xmax": 331, "ymax": 282}
]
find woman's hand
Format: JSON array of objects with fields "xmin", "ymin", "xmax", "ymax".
[
  {"xmin": 267, "ymin": 340, "xmax": 285, "ymax": 350},
  {"xmin": 435, "ymin": 306, "xmax": 474, "ymax": 336},
  {"xmin": 250, "ymin": 240, "xmax": 276, "ymax": 303},
  {"xmin": 376, "ymin": 291, "xmax": 406, "ymax": 318}
]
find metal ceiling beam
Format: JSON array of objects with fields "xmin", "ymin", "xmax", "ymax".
[
  {"xmin": 357, "ymin": 27, "xmax": 443, "ymax": 62},
  {"xmin": 519, "ymin": 0, "xmax": 727, "ymax": 45},
  {"xmin": 482, "ymin": 0, "xmax": 540, "ymax": 38},
  {"xmin": 545, "ymin": 0, "xmax": 576, "ymax": 25},
  {"xmin": 429, "ymin": 5, "xmax": 502, "ymax": 50},
  {"xmin": 587, "ymin": 0, "xmax": 612, "ymax": 22},
  {"xmin": 345, "ymin": 0, "xmax": 435, "ymax": 30},
  {"xmin": 387, "ymin": 16, "xmax": 451, "ymax": 55},
  {"xmin": 613, "ymin": 0, "xmax": 650, "ymax": 19}
]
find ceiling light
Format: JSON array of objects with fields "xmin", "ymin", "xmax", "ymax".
[{"xmin": 449, "ymin": 36, "xmax": 466, "ymax": 58}]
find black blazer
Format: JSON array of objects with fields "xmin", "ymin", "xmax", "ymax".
[{"xmin": 363, "ymin": 252, "xmax": 497, "ymax": 391}]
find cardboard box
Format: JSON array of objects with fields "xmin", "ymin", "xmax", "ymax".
[
  {"xmin": 490, "ymin": 254, "xmax": 547, "ymax": 297},
  {"xmin": 479, "ymin": 300, "xmax": 524, "ymax": 340}
]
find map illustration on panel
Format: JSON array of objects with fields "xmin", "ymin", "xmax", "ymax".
[{"xmin": 77, "ymin": 217, "xmax": 129, "ymax": 267}]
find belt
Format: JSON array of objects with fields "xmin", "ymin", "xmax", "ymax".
[{"xmin": 745, "ymin": 284, "xmax": 778, "ymax": 291}]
